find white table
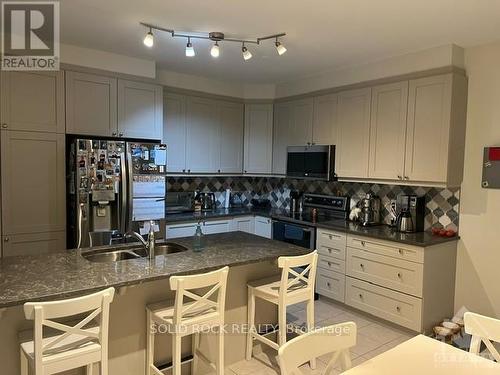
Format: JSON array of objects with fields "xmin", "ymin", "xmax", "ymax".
[{"xmin": 342, "ymin": 335, "xmax": 500, "ymax": 374}]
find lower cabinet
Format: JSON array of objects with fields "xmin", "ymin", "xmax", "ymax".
[
  {"xmin": 254, "ymin": 216, "xmax": 272, "ymax": 239},
  {"xmin": 317, "ymin": 269, "xmax": 345, "ymax": 303},
  {"xmin": 202, "ymin": 220, "xmax": 232, "ymax": 234},
  {"xmin": 166, "ymin": 222, "xmax": 198, "ymax": 239},
  {"xmin": 2, "ymin": 231, "xmax": 66, "ymax": 257},
  {"xmin": 231, "ymin": 216, "xmax": 255, "ymax": 234}
]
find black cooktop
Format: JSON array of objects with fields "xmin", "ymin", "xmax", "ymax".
[{"xmin": 274, "ymin": 209, "xmax": 348, "ymax": 226}]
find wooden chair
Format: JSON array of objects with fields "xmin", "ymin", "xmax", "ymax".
[
  {"xmin": 278, "ymin": 322, "xmax": 357, "ymax": 375},
  {"xmin": 20, "ymin": 287, "xmax": 115, "ymax": 375},
  {"xmin": 246, "ymin": 251, "xmax": 318, "ymax": 367},
  {"xmin": 146, "ymin": 266, "xmax": 229, "ymax": 375},
  {"xmin": 464, "ymin": 311, "xmax": 500, "ymax": 362}
]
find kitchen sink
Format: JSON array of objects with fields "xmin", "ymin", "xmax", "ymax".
[{"xmin": 82, "ymin": 242, "xmax": 188, "ymax": 263}]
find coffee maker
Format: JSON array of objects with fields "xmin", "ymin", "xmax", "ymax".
[{"xmin": 396, "ymin": 195, "xmax": 426, "ymax": 232}]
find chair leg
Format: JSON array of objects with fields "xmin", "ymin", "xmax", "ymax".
[
  {"xmin": 100, "ymin": 358, "xmax": 108, "ymax": 375},
  {"xmin": 20, "ymin": 351, "xmax": 28, "ymax": 375},
  {"xmin": 340, "ymin": 350, "xmax": 352, "ymax": 371},
  {"xmin": 146, "ymin": 311, "xmax": 155, "ymax": 375},
  {"xmin": 86, "ymin": 363, "xmax": 94, "ymax": 375},
  {"xmin": 216, "ymin": 326, "xmax": 224, "ymax": 375},
  {"xmin": 246, "ymin": 288, "xmax": 256, "ymax": 360},
  {"xmin": 172, "ymin": 334, "xmax": 182, "ymax": 375},
  {"xmin": 278, "ymin": 304, "xmax": 287, "ymax": 347},
  {"xmin": 191, "ymin": 332, "xmax": 200, "ymax": 375},
  {"xmin": 306, "ymin": 299, "xmax": 316, "ymax": 369}
]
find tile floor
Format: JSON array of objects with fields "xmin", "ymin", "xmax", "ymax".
[{"xmin": 226, "ymin": 297, "xmax": 417, "ymax": 375}]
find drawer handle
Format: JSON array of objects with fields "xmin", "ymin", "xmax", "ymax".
[
  {"xmin": 328, "ymin": 262, "xmax": 332, "ymax": 267},
  {"xmin": 398, "ymin": 249, "xmax": 404, "ymax": 255},
  {"xmin": 397, "ymin": 272, "xmax": 402, "ymax": 279},
  {"xmin": 360, "ymin": 263, "xmax": 364, "ymax": 269},
  {"xmin": 396, "ymin": 306, "xmax": 401, "ymax": 312}
]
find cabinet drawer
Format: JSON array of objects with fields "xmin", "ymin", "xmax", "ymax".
[
  {"xmin": 316, "ymin": 271, "xmax": 345, "ymax": 303},
  {"xmin": 317, "ymin": 243, "xmax": 346, "ymax": 260},
  {"xmin": 348, "ymin": 235, "xmax": 424, "ymax": 263},
  {"xmin": 317, "ymin": 229, "xmax": 346, "ymax": 249},
  {"xmin": 166, "ymin": 223, "xmax": 197, "ymax": 239},
  {"xmin": 318, "ymin": 254, "xmax": 345, "ymax": 274},
  {"xmin": 347, "ymin": 247, "xmax": 423, "ymax": 297},
  {"xmin": 345, "ymin": 276, "xmax": 422, "ymax": 331}
]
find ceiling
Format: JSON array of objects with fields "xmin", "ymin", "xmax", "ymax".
[{"xmin": 60, "ymin": 0, "xmax": 500, "ymax": 84}]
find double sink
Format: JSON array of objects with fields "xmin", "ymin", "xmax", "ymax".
[{"xmin": 82, "ymin": 243, "xmax": 188, "ymax": 263}]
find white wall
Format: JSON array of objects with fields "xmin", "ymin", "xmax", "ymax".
[
  {"xmin": 275, "ymin": 44, "xmax": 464, "ymax": 98},
  {"xmin": 61, "ymin": 43, "xmax": 156, "ymax": 78},
  {"xmin": 454, "ymin": 40, "xmax": 500, "ymax": 318}
]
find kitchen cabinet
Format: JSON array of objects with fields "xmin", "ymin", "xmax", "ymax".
[
  {"xmin": 2, "ymin": 231, "xmax": 65, "ymax": 257},
  {"xmin": 254, "ymin": 216, "xmax": 272, "ymax": 239},
  {"xmin": 368, "ymin": 82, "xmax": 409, "ymax": 180},
  {"xmin": 312, "ymin": 93, "xmax": 337, "ymax": 145},
  {"xmin": 166, "ymin": 222, "xmax": 198, "ymax": 239},
  {"xmin": 219, "ymin": 101, "xmax": 244, "ymax": 173},
  {"xmin": 202, "ymin": 219, "xmax": 232, "ymax": 234},
  {"xmin": 231, "ymin": 216, "xmax": 255, "ymax": 234},
  {"xmin": 0, "ymin": 71, "xmax": 64, "ymax": 133},
  {"xmin": 185, "ymin": 97, "xmax": 219, "ymax": 173},
  {"xmin": 244, "ymin": 103, "xmax": 273, "ymax": 174},
  {"xmin": 117, "ymin": 79, "xmax": 163, "ymax": 140},
  {"xmin": 272, "ymin": 102, "xmax": 291, "ymax": 175},
  {"xmin": 335, "ymin": 87, "xmax": 372, "ymax": 178},
  {"xmin": 65, "ymin": 71, "xmax": 117, "ymax": 137},
  {"xmin": 289, "ymin": 98, "xmax": 314, "ymax": 146},
  {"xmin": 163, "ymin": 93, "xmax": 187, "ymax": 173},
  {"xmin": 405, "ymin": 73, "xmax": 467, "ymax": 185},
  {"xmin": 1, "ymin": 131, "xmax": 65, "ymax": 236}
]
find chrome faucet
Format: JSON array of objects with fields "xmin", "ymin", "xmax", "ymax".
[{"xmin": 125, "ymin": 220, "xmax": 156, "ymax": 261}]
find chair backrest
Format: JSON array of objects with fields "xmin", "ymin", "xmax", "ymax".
[
  {"xmin": 169, "ymin": 266, "xmax": 229, "ymax": 326},
  {"xmin": 464, "ymin": 311, "xmax": 500, "ymax": 362},
  {"xmin": 24, "ymin": 287, "xmax": 115, "ymax": 370},
  {"xmin": 278, "ymin": 322, "xmax": 357, "ymax": 375},
  {"xmin": 278, "ymin": 251, "xmax": 318, "ymax": 299}
]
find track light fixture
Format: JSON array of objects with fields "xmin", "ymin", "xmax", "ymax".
[
  {"xmin": 242, "ymin": 43, "xmax": 252, "ymax": 61},
  {"xmin": 211, "ymin": 41, "xmax": 220, "ymax": 58},
  {"xmin": 140, "ymin": 22, "xmax": 286, "ymax": 60},
  {"xmin": 185, "ymin": 37, "xmax": 195, "ymax": 57},
  {"xmin": 143, "ymin": 28, "xmax": 154, "ymax": 48}
]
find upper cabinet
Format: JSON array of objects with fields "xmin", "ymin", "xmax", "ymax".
[
  {"xmin": 336, "ymin": 87, "xmax": 372, "ymax": 178},
  {"xmin": 117, "ymin": 79, "xmax": 163, "ymax": 140},
  {"xmin": 163, "ymin": 93, "xmax": 187, "ymax": 173},
  {"xmin": 405, "ymin": 73, "xmax": 467, "ymax": 185},
  {"xmin": 312, "ymin": 93, "xmax": 338, "ymax": 145},
  {"xmin": 219, "ymin": 101, "xmax": 244, "ymax": 174},
  {"xmin": 289, "ymin": 98, "xmax": 314, "ymax": 146},
  {"xmin": 66, "ymin": 71, "xmax": 117, "ymax": 137},
  {"xmin": 369, "ymin": 82, "xmax": 408, "ymax": 180},
  {"xmin": 66, "ymin": 72, "xmax": 163, "ymax": 140},
  {"xmin": 272, "ymin": 102, "xmax": 291, "ymax": 175},
  {"xmin": 244, "ymin": 103, "xmax": 273, "ymax": 174},
  {"xmin": 0, "ymin": 71, "xmax": 64, "ymax": 133}
]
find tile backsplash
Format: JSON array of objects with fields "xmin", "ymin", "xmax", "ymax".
[{"xmin": 167, "ymin": 176, "xmax": 460, "ymax": 231}]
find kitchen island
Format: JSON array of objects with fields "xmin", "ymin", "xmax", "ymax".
[{"xmin": 0, "ymin": 232, "xmax": 309, "ymax": 375}]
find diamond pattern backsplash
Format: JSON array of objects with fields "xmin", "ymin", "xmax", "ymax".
[{"xmin": 167, "ymin": 176, "xmax": 460, "ymax": 231}]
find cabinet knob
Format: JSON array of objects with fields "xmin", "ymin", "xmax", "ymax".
[
  {"xmin": 397, "ymin": 272, "xmax": 402, "ymax": 278},
  {"xmin": 218, "ymin": 169, "xmax": 221, "ymax": 173},
  {"xmin": 244, "ymin": 170, "xmax": 247, "ymax": 173},
  {"xmin": 360, "ymin": 263, "xmax": 364, "ymax": 269},
  {"xmin": 398, "ymin": 249, "xmax": 403, "ymax": 255},
  {"xmin": 397, "ymin": 175, "xmax": 402, "ymax": 180},
  {"xmin": 326, "ymin": 282, "xmax": 331, "ymax": 287},
  {"xmin": 188, "ymin": 169, "xmax": 191, "ymax": 173},
  {"xmin": 112, "ymin": 132, "xmax": 117, "ymax": 136},
  {"xmin": 404, "ymin": 176, "xmax": 409, "ymax": 180},
  {"xmin": 119, "ymin": 133, "xmax": 124, "ymax": 137},
  {"xmin": 361, "ymin": 241, "xmax": 366, "ymax": 247},
  {"xmin": 328, "ymin": 262, "xmax": 332, "ymax": 267},
  {"xmin": 396, "ymin": 306, "xmax": 401, "ymax": 312},
  {"xmin": 182, "ymin": 169, "xmax": 186, "ymax": 173},
  {"xmin": 4, "ymin": 237, "xmax": 9, "ymax": 242},
  {"xmin": 359, "ymin": 293, "xmax": 363, "ymax": 299},
  {"xmin": 1, "ymin": 123, "xmax": 7, "ymax": 129},
  {"xmin": 306, "ymin": 142, "xmax": 311, "ymax": 146}
]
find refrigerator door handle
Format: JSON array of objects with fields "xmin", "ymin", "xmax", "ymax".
[
  {"xmin": 126, "ymin": 144, "xmax": 134, "ymax": 233},
  {"xmin": 120, "ymin": 151, "xmax": 128, "ymax": 235},
  {"xmin": 77, "ymin": 203, "xmax": 84, "ymax": 249}
]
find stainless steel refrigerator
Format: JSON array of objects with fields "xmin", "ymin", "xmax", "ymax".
[{"xmin": 67, "ymin": 137, "xmax": 167, "ymax": 249}]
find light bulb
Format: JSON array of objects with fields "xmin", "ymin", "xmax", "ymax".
[
  {"xmin": 211, "ymin": 42, "xmax": 220, "ymax": 58},
  {"xmin": 185, "ymin": 39, "xmax": 195, "ymax": 57},
  {"xmin": 275, "ymin": 41, "xmax": 287, "ymax": 55},
  {"xmin": 242, "ymin": 45, "xmax": 252, "ymax": 61},
  {"xmin": 143, "ymin": 30, "xmax": 154, "ymax": 48}
]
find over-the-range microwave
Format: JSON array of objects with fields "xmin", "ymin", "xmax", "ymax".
[{"xmin": 286, "ymin": 145, "xmax": 336, "ymax": 181}]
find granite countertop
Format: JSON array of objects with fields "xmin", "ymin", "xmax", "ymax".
[
  {"xmin": 0, "ymin": 232, "xmax": 309, "ymax": 308},
  {"xmin": 166, "ymin": 207, "xmax": 458, "ymax": 247}
]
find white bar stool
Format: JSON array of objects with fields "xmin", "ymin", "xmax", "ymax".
[
  {"xmin": 20, "ymin": 287, "xmax": 115, "ymax": 375},
  {"xmin": 146, "ymin": 266, "xmax": 229, "ymax": 375},
  {"xmin": 246, "ymin": 251, "xmax": 318, "ymax": 366}
]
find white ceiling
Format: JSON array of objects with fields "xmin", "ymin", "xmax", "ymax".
[{"xmin": 60, "ymin": 0, "xmax": 500, "ymax": 84}]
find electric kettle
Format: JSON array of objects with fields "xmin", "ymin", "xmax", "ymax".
[{"xmin": 396, "ymin": 210, "xmax": 414, "ymax": 233}]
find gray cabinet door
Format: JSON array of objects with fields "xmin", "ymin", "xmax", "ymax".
[
  {"xmin": 65, "ymin": 71, "xmax": 117, "ymax": 137},
  {"xmin": 219, "ymin": 101, "xmax": 244, "ymax": 173},
  {"xmin": 163, "ymin": 93, "xmax": 187, "ymax": 173},
  {"xmin": 2, "ymin": 231, "xmax": 66, "ymax": 257},
  {"xmin": 289, "ymin": 98, "xmax": 314, "ymax": 146},
  {"xmin": 1, "ymin": 131, "xmax": 65, "ymax": 235},
  {"xmin": 186, "ymin": 97, "xmax": 219, "ymax": 173},
  {"xmin": 272, "ymin": 102, "xmax": 291, "ymax": 175},
  {"xmin": 117, "ymin": 79, "xmax": 163, "ymax": 140},
  {"xmin": 244, "ymin": 103, "xmax": 273, "ymax": 174},
  {"xmin": 0, "ymin": 71, "xmax": 64, "ymax": 133},
  {"xmin": 313, "ymin": 94, "xmax": 338, "ymax": 145}
]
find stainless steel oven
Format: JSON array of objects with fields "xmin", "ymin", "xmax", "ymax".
[{"xmin": 271, "ymin": 220, "xmax": 315, "ymax": 249}]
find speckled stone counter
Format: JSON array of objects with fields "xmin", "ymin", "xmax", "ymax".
[{"xmin": 0, "ymin": 232, "xmax": 309, "ymax": 308}]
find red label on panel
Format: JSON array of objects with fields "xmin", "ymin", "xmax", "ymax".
[{"xmin": 489, "ymin": 147, "xmax": 500, "ymax": 161}]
